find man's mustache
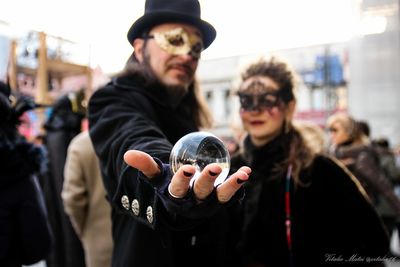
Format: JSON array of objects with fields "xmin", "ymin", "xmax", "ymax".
[{"xmin": 168, "ymin": 62, "xmax": 195, "ymax": 76}]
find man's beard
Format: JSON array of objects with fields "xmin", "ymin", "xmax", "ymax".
[{"xmin": 142, "ymin": 52, "xmax": 190, "ymax": 106}]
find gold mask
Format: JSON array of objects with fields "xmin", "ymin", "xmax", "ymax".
[{"xmin": 148, "ymin": 27, "xmax": 204, "ymax": 59}]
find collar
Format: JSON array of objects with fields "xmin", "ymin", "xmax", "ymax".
[
  {"xmin": 242, "ymin": 131, "xmax": 292, "ymax": 170},
  {"xmin": 111, "ymin": 75, "xmax": 170, "ymax": 107},
  {"xmin": 111, "ymin": 75, "xmax": 190, "ymax": 110}
]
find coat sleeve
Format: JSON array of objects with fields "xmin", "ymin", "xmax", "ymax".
[
  {"xmin": 62, "ymin": 133, "xmax": 89, "ymax": 237},
  {"xmin": 88, "ymin": 85, "xmax": 216, "ymax": 230}
]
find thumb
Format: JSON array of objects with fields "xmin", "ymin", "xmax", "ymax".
[{"xmin": 123, "ymin": 150, "xmax": 161, "ymax": 178}]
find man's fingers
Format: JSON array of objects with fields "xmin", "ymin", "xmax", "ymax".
[
  {"xmin": 168, "ymin": 165, "xmax": 196, "ymax": 198},
  {"xmin": 216, "ymin": 166, "xmax": 251, "ymax": 203},
  {"xmin": 193, "ymin": 163, "xmax": 222, "ymax": 201},
  {"xmin": 123, "ymin": 150, "xmax": 160, "ymax": 178},
  {"xmin": 123, "ymin": 151, "xmax": 251, "ymax": 204}
]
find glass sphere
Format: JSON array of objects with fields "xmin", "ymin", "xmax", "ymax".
[{"xmin": 169, "ymin": 131, "xmax": 230, "ymax": 186}]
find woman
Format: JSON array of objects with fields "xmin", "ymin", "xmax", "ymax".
[
  {"xmin": 327, "ymin": 113, "xmax": 400, "ymax": 252},
  {"xmin": 230, "ymin": 57, "xmax": 389, "ymax": 266}
]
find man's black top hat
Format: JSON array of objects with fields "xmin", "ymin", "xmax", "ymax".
[{"xmin": 127, "ymin": 0, "xmax": 216, "ymax": 49}]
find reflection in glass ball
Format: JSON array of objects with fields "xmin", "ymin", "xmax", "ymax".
[{"xmin": 169, "ymin": 131, "xmax": 230, "ymax": 186}]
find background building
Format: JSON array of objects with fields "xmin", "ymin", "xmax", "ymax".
[
  {"xmin": 198, "ymin": 0, "xmax": 399, "ymax": 148},
  {"xmin": 348, "ymin": 0, "xmax": 399, "ymax": 145}
]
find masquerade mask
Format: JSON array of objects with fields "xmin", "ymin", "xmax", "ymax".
[
  {"xmin": 238, "ymin": 91, "xmax": 280, "ymax": 111},
  {"xmin": 237, "ymin": 79, "xmax": 281, "ymax": 111},
  {"xmin": 147, "ymin": 27, "xmax": 204, "ymax": 59}
]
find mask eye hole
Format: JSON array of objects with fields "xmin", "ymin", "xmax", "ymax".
[
  {"xmin": 238, "ymin": 93, "xmax": 253, "ymax": 110},
  {"xmin": 167, "ymin": 35, "xmax": 185, "ymax": 46},
  {"xmin": 260, "ymin": 93, "xmax": 279, "ymax": 108},
  {"xmin": 191, "ymin": 42, "xmax": 203, "ymax": 54},
  {"xmin": 189, "ymin": 42, "xmax": 203, "ymax": 59}
]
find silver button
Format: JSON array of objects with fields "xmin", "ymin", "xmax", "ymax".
[
  {"xmin": 146, "ymin": 206, "xmax": 153, "ymax": 223},
  {"xmin": 131, "ymin": 199, "xmax": 140, "ymax": 216},
  {"xmin": 121, "ymin": 195, "xmax": 130, "ymax": 210}
]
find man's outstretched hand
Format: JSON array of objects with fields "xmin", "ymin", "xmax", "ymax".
[{"xmin": 124, "ymin": 150, "xmax": 251, "ymax": 203}]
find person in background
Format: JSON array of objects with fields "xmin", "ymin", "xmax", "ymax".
[
  {"xmin": 371, "ymin": 137, "xmax": 400, "ymax": 186},
  {"xmin": 371, "ymin": 137, "xmax": 400, "ymax": 251},
  {"xmin": 88, "ymin": 0, "xmax": 250, "ymax": 266},
  {"xmin": 229, "ymin": 57, "xmax": 389, "ymax": 266},
  {"xmin": 327, "ymin": 113, "xmax": 400, "ymax": 258},
  {"xmin": 0, "ymin": 81, "xmax": 53, "ymax": 266},
  {"xmin": 62, "ymin": 130, "xmax": 113, "ymax": 267},
  {"xmin": 42, "ymin": 90, "xmax": 87, "ymax": 267}
]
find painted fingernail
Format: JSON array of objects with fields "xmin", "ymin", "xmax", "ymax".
[
  {"xmin": 209, "ymin": 171, "xmax": 218, "ymax": 176},
  {"xmin": 183, "ymin": 171, "xmax": 193, "ymax": 177},
  {"xmin": 237, "ymin": 179, "xmax": 246, "ymax": 184}
]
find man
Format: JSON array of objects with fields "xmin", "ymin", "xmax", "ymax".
[{"xmin": 88, "ymin": 0, "xmax": 251, "ymax": 267}]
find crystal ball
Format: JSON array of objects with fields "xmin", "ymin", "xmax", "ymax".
[{"xmin": 169, "ymin": 131, "xmax": 230, "ymax": 186}]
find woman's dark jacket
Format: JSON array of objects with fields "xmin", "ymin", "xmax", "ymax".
[
  {"xmin": 0, "ymin": 138, "xmax": 53, "ymax": 267},
  {"xmin": 333, "ymin": 142, "xmax": 400, "ymax": 218},
  {"xmin": 230, "ymin": 133, "xmax": 389, "ymax": 267},
  {"xmin": 88, "ymin": 75, "xmax": 235, "ymax": 267}
]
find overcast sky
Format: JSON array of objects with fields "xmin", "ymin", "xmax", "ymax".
[{"xmin": 0, "ymin": 0, "xmax": 375, "ymax": 74}]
